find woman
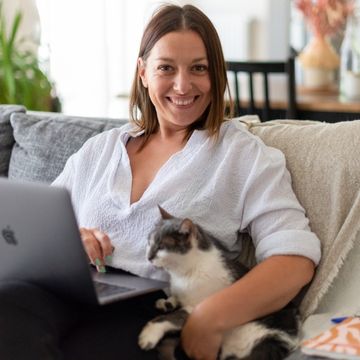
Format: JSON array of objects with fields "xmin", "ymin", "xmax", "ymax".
[{"xmin": 0, "ymin": 4, "xmax": 321, "ymax": 360}]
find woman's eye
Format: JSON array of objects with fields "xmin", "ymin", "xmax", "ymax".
[
  {"xmin": 192, "ymin": 64, "xmax": 208, "ymax": 72},
  {"xmin": 158, "ymin": 65, "xmax": 173, "ymax": 72}
]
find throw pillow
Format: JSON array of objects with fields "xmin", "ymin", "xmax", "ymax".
[
  {"xmin": 0, "ymin": 105, "xmax": 26, "ymax": 176},
  {"xmin": 9, "ymin": 112, "xmax": 127, "ymax": 184}
]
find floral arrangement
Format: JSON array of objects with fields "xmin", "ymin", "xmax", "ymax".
[
  {"xmin": 296, "ymin": 0, "xmax": 354, "ymax": 71},
  {"xmin": 295, "ymin": 0, "xmax": 354, "ymax": 38}
]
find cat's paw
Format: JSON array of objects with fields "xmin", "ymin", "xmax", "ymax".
[
  {"xmin": 138, "ymin": 321, "xmax": 178, "ymax": 350},
  {"xmin": 155, "ymin": 296, "xmax": 178, "ymax": 312},
  {"xmin": 138, "ymin": 322, "xmax": 165, "ymax": 350}
]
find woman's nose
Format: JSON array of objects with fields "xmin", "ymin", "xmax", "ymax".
[{"xmin": 173, "ymin": 70, "xmax": 192, "ymax": 94}]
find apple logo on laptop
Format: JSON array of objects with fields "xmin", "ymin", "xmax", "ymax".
[{"xmin": 1, "ymin": 226, "xmax": 18, "ymax": 245}]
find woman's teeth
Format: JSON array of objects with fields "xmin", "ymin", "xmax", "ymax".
[{"xmin": 170, "ymin": 97, "xmax": 196, "ymax": 105}]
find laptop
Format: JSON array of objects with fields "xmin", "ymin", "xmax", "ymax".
[{"xmin": 0, "ymin": 178, "xmax": 168, "ymax": 305}]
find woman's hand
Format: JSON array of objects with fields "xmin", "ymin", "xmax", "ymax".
[
  {"xmin": 79, "ymin": 227, "xmax": 114, "ymax": 272},
  {"xmin": 181, "ymin": 300, "xmax": 223, "ymax": 360}
]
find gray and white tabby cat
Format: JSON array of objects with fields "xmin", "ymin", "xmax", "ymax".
[{"xmin": 138, "ymin": 206, "xmax": 299, "ymax": 360}]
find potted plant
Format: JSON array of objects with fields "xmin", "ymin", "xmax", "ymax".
[{"xmin": 0, "ymin": 2, "xmax": 60, "ymax": 111}]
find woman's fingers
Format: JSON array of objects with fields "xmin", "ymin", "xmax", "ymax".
[
  {"xmin": 79, "ymin": 227, "xmax": 102, "ymax": 262},
  {"xmin": 91, "ymin": 229, "xmax": 114, "ymax": 258},
  {"xmin": 79, "ymin": 227, "xmax": 114, "ymax": 272}
]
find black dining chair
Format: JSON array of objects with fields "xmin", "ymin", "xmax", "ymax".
[{"xmin": 226, "ymin": 57, "xmax": 297, "ymax": 121}]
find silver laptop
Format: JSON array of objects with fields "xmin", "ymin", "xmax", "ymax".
[{"xmin": 0, "ymin": 178, "xmax": 168, "ymax": 305}]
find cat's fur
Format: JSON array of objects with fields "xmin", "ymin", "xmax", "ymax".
[{"xmin": 138, "ymin": 206, "xmax": 299, "ymax": 360}]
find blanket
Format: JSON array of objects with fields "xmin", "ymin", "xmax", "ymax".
[{"xmin": 240, "ymin": 117, "xmax": 360, "ymax": 319}]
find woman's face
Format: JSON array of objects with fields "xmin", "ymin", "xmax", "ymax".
[{"xmin": 139, "ymin": 30, "xmax": 211, "ymax": 132}]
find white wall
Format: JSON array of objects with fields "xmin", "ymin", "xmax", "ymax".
[
  {"xmin": 193, "ymin": 0, "xmax": 290, "ymax": 60},
  {"xmin": 265, "ymin": 0, "xmax": 291, "ymax": 60},
  {"xmin": 36, "ymin": 0, "xmax": 110, "ymax": 116},
  {"xmin": 2, "ymin": 0, "xmax": 40, "ymax": 54}
]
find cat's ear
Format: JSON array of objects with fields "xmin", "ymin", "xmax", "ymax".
[
  {"xmin": 179, "ymin": 218, "xmax": 193, "ymax": 235},
  {"xmin": 158, "ymin": 205, "xmax": 174, "ymax": 220}
]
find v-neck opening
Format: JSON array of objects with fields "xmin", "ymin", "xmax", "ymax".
[
  {"xmin": 108, "ymin": 126, "xmax": 209, "ymax": 209},
  {"xmin": 128, "ymin": 145, "xmax": 183, "ymax": 206}
]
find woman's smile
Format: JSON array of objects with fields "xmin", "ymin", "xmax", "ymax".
[{"xmin": 167, "ymin": 95, "xmax": 200, "ymax": 107}]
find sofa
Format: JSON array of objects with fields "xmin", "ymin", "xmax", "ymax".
[{"xmin": 1, "ymin": 104, "xmax": 360, "ymax": 358}]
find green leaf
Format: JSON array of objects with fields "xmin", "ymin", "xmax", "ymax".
[
  {"xmin": 0, "ymin": 0, "xmax": 58, "ymax": 111},
  {"xmin": 8, "ymin": 11, "xmax": 22, "ymax": 54}
]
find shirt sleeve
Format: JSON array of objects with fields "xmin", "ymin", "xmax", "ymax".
[{"xmin": 241, "ymin": 142, "xmax": 321, "ymax": 265}]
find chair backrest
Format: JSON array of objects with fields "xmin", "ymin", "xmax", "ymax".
[{"xmin": 226, "ymin": 58, "xmax": 296, "ymax": 121}]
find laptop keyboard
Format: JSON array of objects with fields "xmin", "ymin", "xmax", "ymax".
[{"xmin": 93, "ymin": 280, "xmax": 134, "ymax": 297}]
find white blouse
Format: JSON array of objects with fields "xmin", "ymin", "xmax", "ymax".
[{"xmin": 52, "ymin": 119, "xmax": 321, "ymax": 281}]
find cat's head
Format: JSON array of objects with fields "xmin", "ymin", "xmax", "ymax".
[{"xmin": 146, "ymin": 206, "xmax": 198, "ymax": 270}]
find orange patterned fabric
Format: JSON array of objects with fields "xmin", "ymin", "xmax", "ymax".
[{"xmin": 302, "ymin": 317, "xmax": 360, "ymax": 359}]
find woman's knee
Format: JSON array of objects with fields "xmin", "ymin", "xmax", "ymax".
[
  {"xmin": 0, "ymin": 281, "xmax": 75, "ymax": 359},
  {"xmin": 0, "ymin": 280, "xmax": 76, "ymax": 324}
]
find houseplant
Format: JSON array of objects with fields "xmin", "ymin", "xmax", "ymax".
[
  {"xmin": 296, "ymin": 0, "xmax": 354, "ymax": 89},
  {"xmin": 0, "ymin": 2, "xmax": 60, "ymax": 111}
]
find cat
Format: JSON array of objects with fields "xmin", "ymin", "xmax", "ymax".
[{"xmin": 138, "ymin": 206, "xmax": 300, "ymax": 360}]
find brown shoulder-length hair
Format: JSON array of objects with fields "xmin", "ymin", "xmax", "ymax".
[{"xmin": 129, "ymin": 4, "xmax": 233, "ymax": 141}]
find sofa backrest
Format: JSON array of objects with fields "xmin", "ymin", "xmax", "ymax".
[{"xmin": 0, "ymin": 105, "xmax": 127, "ymax": 183}]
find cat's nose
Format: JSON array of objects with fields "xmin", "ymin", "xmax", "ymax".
[{"xmin": 147, "ymin": 249, "xmax": 155, "ymax": 262}]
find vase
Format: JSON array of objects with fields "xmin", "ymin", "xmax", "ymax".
[
  {"xmin": 339, "ymin": 8, "xmax": 360, "ymax": 101},
  {"xmin": 298, "ymin": 35, "xmax": 340, "ymax": 90}
]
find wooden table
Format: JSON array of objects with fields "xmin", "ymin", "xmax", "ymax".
[
  {"xmin": 236, "ymin": 86, "xmax": 360, "ymax": 122},
  {"xmin": 295, "ymin": 86, "xmax": 360, "ymax": 121}
]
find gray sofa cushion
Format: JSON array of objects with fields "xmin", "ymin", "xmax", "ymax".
[
  {"xmin": 9, "ymin": 112, "xmax": 127, "ymax": 184},
  {"xmin": 0, "ymin": 105, "xmax": 26, "ymax": 176}
]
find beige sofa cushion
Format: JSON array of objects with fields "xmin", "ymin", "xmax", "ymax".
[{"xmin": 241, "ymin": 117, "xmax": 360, "ymax": 319}]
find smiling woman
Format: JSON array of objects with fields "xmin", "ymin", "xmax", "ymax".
[
  {"xmin": 137, "ymin": 30, "xmax": 212, "ymax": 134},
  {"xmin": 130, "ymin": 4, "xmax": 231, "ymax": 144}
]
